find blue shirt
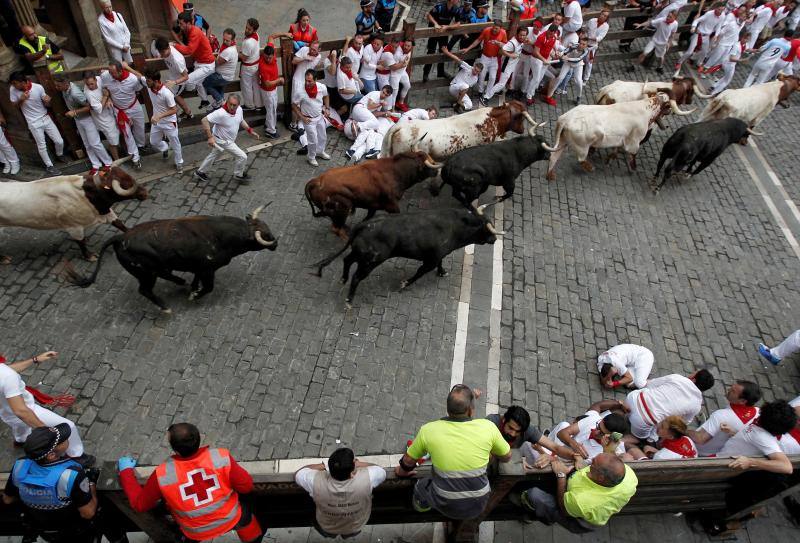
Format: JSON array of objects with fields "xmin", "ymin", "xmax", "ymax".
[
  {"xmin": 430, "ymin": 2, "xmax": 461, "ymax": 25},
  {"xmin": 356, "ymin": 12, "xmax": 377, "ymax": 35},
  {"xmin": 760, "ymin": 38, "xmax": 792, "ymax": 60},
  {"xmin": 377, "ymin": 0, "xmax": 397, "ymax": 9},
  {"xmin": 470, "ymin": 12, "xmax": 491, "ymax": 24}
]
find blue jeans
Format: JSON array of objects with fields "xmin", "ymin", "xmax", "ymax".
[
  {"xmin": 342, "ymin": 92, "xmax": 363, "ymax": 104},
  {"xmin": 362, "ymin": 78, "xmax": 377, "ymax": 93},
  {"xmin": 202, "ymin": 72, "xmax": 230, "ymax": 103}
]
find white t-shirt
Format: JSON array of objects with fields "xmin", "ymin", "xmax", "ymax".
[
  {"xmin": 693, "ymin": 10, "xmax": 724, "ymax": 35},
  {"xmin": 780, "ymin": 432, "xmax": 800, "ymax": 454},
  {"xmin": 206, "ymin": 106, "xmax": 243, "ymax": 141},
  {"xmin": 553, "ymin": 410, "xmax": 626, "ymax": 461},
  {"xmin": 295, "ymin": 83, "xmax": 328, "ymax": 117},
  {"xmin": 654, "ymin": 0, "xmax": 687, "ymax": 24},
  {"xmin": 9, "ymin": 83, "xmax": 49, "ymax": 124},
  {"xmin": 717, "ymin": 14, "xmax": 745, "ymax": 46},
  {"xmin": 293, "ymin": 47, "xmax": 324, "ymax": 88},
  {"xmin": 0, "ymin": 364, "xmax": 35, "ymax": 421},
  {"xmin": 718, "ymin": 420, "xmax": 783, "ymax": 458},
  {"xmin": 586, "ymin": 18, "xmax": 609, "ymax": 45},
  {"xmin": 451, "ymin": 61, "xmax": 479, "ymax": 89},
  {"xmin": 360, "ymin": 45, "xmax": 382, "ymax": 79},
  {"xmin": 164, "ymin": 45, "xmax": 188, "ymax": 80},
  {"xmin": 337, "ymin": 68, "xmax": 360, "ymax": 95},
  {"xmin": 346, "ymin": 46, "xmax": 364, "ymax": 74},
  {"xmin": 294, "ymin": 466, "xmax": 387, "ymax": 498},
  {"xmin": 378, "ymin": 49, "xmax": 396, "ymax": 73},
  {"xmin": 240, "ymin": 35, "xmax": 260, "ymax": 68},
  {"xmin": 652, "ymin": 18, "xmax": 678, "ymax": 46},
  {"xmin": 100, "ymin": 71, "xmax": 143, "ymax": 109},
  {"xmin": 323, "ymin": 58, "xmax": 338, "ymax": 88},
  {"xmin": 631, "ymin": 374, "xmax": 703, "ymax": 425},
  {"xmin": 216, "ymin": 45, "xmax": 239, "ymax": 81},
  {"xmin": 357, "ymin": 90, "xmax": 384, "ymax": 109},
  {"xmin": 562, "ymin": 1, "xmax": 583, "ymax": 33},
  {"xmin": 145, "ymin": 81, "xmax": 178, "ymax": 127},
  {"xmin": 399, "ymin": 108, "xmax": 429, "ymax": 123},
  {"xmin": 697, "ymin": 405, "xmax": 759, "ymax": 456},
  {"xmin": 596, "ymin": 344, "xmax": 653, "ymax": 377},
  {"xmin": 392, "ymin": 47, "xmax": 411, "ymax": 75},
  {"xmin": 502, "ymin": 38, "xmax": 523, "ymax": 68},
  {"xmin": 84, "ymin": 80, "xmax": 115, "ymax": 126}
]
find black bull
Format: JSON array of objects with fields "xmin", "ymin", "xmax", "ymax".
[
  {"xmin": 313, "ymin": 207, "xmax": 503, "ymax": 306},
  {"xmin": 66, "ymin": 208, "xmax": 277, "ymax": 312}
]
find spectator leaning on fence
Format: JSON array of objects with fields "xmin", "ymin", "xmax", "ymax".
[
  {"xmin": 375, "ymin": 0, "xmax": 398, "ymax": 31},
  {"xmin": 97, "ymin": 0, "xmax": 132, "ymax": 63},
  {"xmin": 424, "ymin": 0, "xmax": 464, "ymax": 82},
  {"xmin": 686, "ymin": 380, "xmax": 761, "ymax": 456},
  {"xmin": 487, "ymin": 405, "xmax": 579, "ymax": 466},
  {"xmin": 290, "ymin": 8, "xmax": 319, "ymax": 52},
  {"xmin": 173, "ymin": 11, "xmax": 216, "ymax": 107},
  {"xmin": 295, "ymin": 448, "xmax": 386, "ymax": 538},
  {"xmin": 203, "ymin": 28, "xmax": 239, "ymax": 111},
  {"xmin": 117, "ymin": 422, "xmax": 264, "ymax": 543},
  {"xmin": 14, "ymin": 24, "xmax": 64, "ymax": 74},
  {"xmin": 356, "ymin": 0, "xmax": 378, "ymax": 36},
  {"xmin": 258, "ymin": 43, "xmax": 285, "ymax": 139},
  {"xmin": 395, "ymin": 384, "xmax": 512, "ymax": 520}
]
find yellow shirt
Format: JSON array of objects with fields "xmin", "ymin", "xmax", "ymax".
[
  {"xmin": 563, "ymin": 465, "xmax": 638, "ymax": 526},
  {"xmin": 407, "ymin": 418, "xmax": 510, "ymax": 471}
]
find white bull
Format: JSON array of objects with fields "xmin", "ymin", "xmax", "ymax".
[
  {"xmin": 543, "ymin": 93, "xmax": 694, "ymax": 181},
  {"xmin": 0, "ymin": 167, "xmax": 147, "ymax": 263},
  {"xmin": 380, "ymin": 101, "xmax": 531, "ymax": 160},
  {"xmin": 595, "ymin": 78, "xmax": 711, "ymax": 105},
  {"xmin": 698, "ymin": 75, "xmax": 800, "ymax": 127}
]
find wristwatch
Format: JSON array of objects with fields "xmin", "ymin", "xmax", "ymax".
[{"xmin": 555, "ymin": 472, "xmax": 566, "ymax": 479}]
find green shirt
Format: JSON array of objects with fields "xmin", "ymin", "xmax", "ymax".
[
  {"xmin": 407, "ymin": 417, "xmax": 510, "ymax": 471},
  {"xmin": 563, "ymin": 465, "xmax": 638, "ymax": 526}
]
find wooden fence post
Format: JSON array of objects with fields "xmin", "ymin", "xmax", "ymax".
[
  {"xmin": 507, "ymin": 8, "xmax": 521, "ymax": 38},
  {"xmin": 280, "ymin": 37, "xmax": 294, "ymax": 128},
  {"xmin": 131, "ymin": 46, "xmax": 153, "ymax": 121},
  {"xmin": 403, "ymin": 20, "xmax": 417, "ymax": 78},
  {"xmin": 33, "ymin": 61, "xmax": 85, "ymax": 160}
]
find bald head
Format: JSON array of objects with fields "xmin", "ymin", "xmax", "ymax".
[
  {"xmin": 21, "ymin": 26, "xmax": 36, "ymax": 41},
  {"xmin": 590, "ymin": 453, "xmax": 626, "ymax": 487},
  {"xmin": 447, "ymin": 385, "xmax": 475, "ymax": 418}
]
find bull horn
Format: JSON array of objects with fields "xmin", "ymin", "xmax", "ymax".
[
  {"xmin": 254, "ymin": 231, "xmax": 277, "ymax": 247},
  {"xmin": 111, "ymin": 177, "xmax": 137, "ymax": 197},
  {"xmin": 477, "ymin": 202, "xmax": 498, "ymax": 213},
  {"xmin": 746, "ymin": 127, "xmax": 764, "ymax": 136},
  {"xmin": 669, "ymin": 100, "xmax": 696, "ymax": 116},
  {"xmin": 424, "ymin": 158, "xmax": 444, "ymax": 169},
  {"xmin": 249, "ymin": 202, "xmax": 272, "ymax": 220},
  {"xmin": 485, "ymin": 222, "xmax": 506, "ymax": 236},
  {"xmin": 412, "ymin": 132, "xmax": 429, "ymax": 152},
  {"xmin": 541, "ymin": 142, "xmax": 558, "ymax": 152},
  {"xmin": 693, "ymin": 85, "xmax": 713, "ymax": 99}
]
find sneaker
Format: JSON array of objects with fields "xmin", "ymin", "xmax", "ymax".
[
  {"xmin": 56, "ymin": 154, "xmax": 70, "ymax": 164},
  {"xmin": 526, "ymin": 98, "xmax": 535, "ymax": 106},
  {"xmin": 72, "ymin": 454, "xmax": 96, "ymax": 467},
  {"xmin": 88, "ymin": 168, "xmax": 98, "ymax": 176},
  {"xmin": 296, "ymin": 146, "xmax": 308, "ymax": 155},
  {"xmin": 133, "ymin": 159, "xmax": 142, "ymax": 170},
  {"xmin": 290, "ymin": 131, "xmax": 302, "ymax": 142},
  {"xmin": 179, "ymin": 111, "xmax": 194, "ymax": 120},
  {"xmin": 45, "ymin": 165, "xmax": 61, "ymax": 175},
  {"xmin": 2, "ymin": 163, "xmax": 9, "ymax": 174},
  {"xmin": 176, "ymin": 163, "xmax": 184, "ymax": 174},
  {"xmin": 318, "ymin": 152, "xmax": 331, "ymax": 160},
  {"xmin": 655, "ymin": 66, "xmax": 664, "ymax": 74},
  {"xmin": 758, "ymin": 343, "xmax": 782, "ymax": 365},
  {"xmin": 9, "ymin": 162, "xmax": 20, "ymax": 175},
  {"xmin": 307, "ymin": 157, "xmax": 319, "ymax": 167},
  {"xmin": 199, "ymin": 100, "xmax": 210, "ymax": 109},
  {"xmin": 364, "ymin": 149, "xmax": 379, "ymax": 159},
  {"xmin": 542, "ymin": 96, "xmax": 557, "ymax": 107},
  {"xmin": 264, "ymin": 130, "xmax": 279, "ymax": 139},
  {"xmin": 478, "ymin": 96, "xmax": 488, "ymax": 107},
  {"xmin": 193, "ymin": 170, "xmax": 209, "ymax": 181},
  {"xmin": 344, "ymin": 149, "xmax": 355, "ymax": 161},
  {"xmin": 396, "ymin": 102, "xmax": 409, "ymax": 112},
  {"xmin": 412, "ymin": 495, "xmax": 432, "ymax": 513},
  {"xmin": 234, "ymin": 173, "xmax": 250, "ymax": 184},
  {"xmin": 162, "ymin": 149, "xmax": 169, "ymax": 159}
]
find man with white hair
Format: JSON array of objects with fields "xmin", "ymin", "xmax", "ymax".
[{"xmin": 97, "ymin": 1, "xmax": 132, "ymax": 63}]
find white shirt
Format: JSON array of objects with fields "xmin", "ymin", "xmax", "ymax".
[
  {"xmin": 553, "ymin": 410, "xmax": 627, "ymax": 461},
  {"xmin": 780, "ymin": 432, "xmax": 800, "ymax": 454},
  {"xmin": 84, "ymin": 81, "xmax": 115, "ymax": 126},
  {"xmin": 586, "ymin": 18, "xmax": 609, "ymax": 46},
  {"xmin": 503, "ymin": 38, "xmax": 523, "ymax": 67},
  {"xmin": 770, "ymin": 5, "xmax": 792, "ymax": 27},
  {"xmin": 562, "ymin": 1, "xmax": 583, "ymax": 33},
  {"xmin": 293, "ymin": 47, "xmax": 324, "ymax": 87},
  {"xmin": 295, "ymin": 83, "xmax": 328, "ymax": 117},
  {"xmin": 206, "ymin": 106, "xmax": 243, "ymax": 141},
  {"xmin": 399, "ymin": 108, "xmax": 430, "ymax": 123},
  {"xmin": 98, "ymin": 11, "xmax": 131, "ymax": 51},
  {"xmin": 323, "ymin": 58, "xmax": 338, "ymax": 87},
  {"xmin": 654, "ymin": 0, "xmax": 687, "ymax": 24},
  {"xmin": 631, "ymin": 374, "xmax": 703, "ymax": 425},
  {"xmin": 752, "ymin": 5, "xmax": 776, "ymax": 29},
  {"xmin": 718, "ymin": 420, "xmax": 783, "ymax": 457},
  {"xmin": 391, "ymin": 47, "xmax": 411, "ymax": 75},
  {"xmin": 216, "ymin": 45, "xmax": 239, "ymax": 81},
  {"xmin": 597, "ymin": 344, "xmax": 653, "ymax": 377},
  {"xmin": 0, "ymin": 364, "xmax": 36, "ymax": 421},
  {"xmin": 337, "ymin": 68, "xmax": 360, "ymax": 95},
  {"xmin": 378, "ymin": 48, "xmax": 396, "ymax": 73},
  {"xmin": 360, "ymin": 45, "xmax": 383, "ymax": 79},
  {"xmin": 9, "ymin": 83, "xmax": 49, "ymax": 124},
  {"xmin": 357, "ymin": 90, "xmax": 384, "ymax": 109},
  {"xmin": 100, "ymin": 71, "xmax": 143, "ymax": 109},
  {"xmin": 163, "ymin": 45, "xmax": 188, "ymax": 81},
  {"xmin": 451, "ymin": 61, "xmax": 478, "ymax": 88},
  {"xmin": 144, "ymin": 81, "xmax": 178, "ymax": 127},
  {"xmin": 240, "ymin": 35, "xmax": 260, "ymax": 69},
  {"xmin": 697, "ymin": 405, "xmax": 760, "ymax": 456},
  {"xmin": 346, "ymin": 46, "xmax": 364, "ymax": 75},
  {"xmin": 693, "ymin": 10, "xmax": 724, "ymax": 35},
  {"xmin": 717, "ymin": 13, "xmax": 745, "ymax": 46},
  {"xmin": 652, "ymin": 18, "xmax": 679, "ymax": 46},
  {"xmin": 294, "ymin": 466, "xmax": 386, "ymax": 498}
]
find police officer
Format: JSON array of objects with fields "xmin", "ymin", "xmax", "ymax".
[
  {"xmin": 13, "ymin": 25, "xmax": 64, "ymax": 74},
  {"xmin": 2, "ymin": 424, "xmax": 105, "ymax": 542},
  {"xmin": 423, "ymin": 0, "xmax": 463, "ymax": 81}
]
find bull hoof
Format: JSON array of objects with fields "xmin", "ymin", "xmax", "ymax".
[
  {"xmin": 0, "ymin": 255, "xmax": 11, "ymax": 265},
  {"xmin": 546, "ymin": 171, "xmax": 556, "ymax": 182},
  {"xmin": 161, "ymin": 308, "xmax": 172, "ymax": 315},
  {"xmin": 84, "ymin": 253, "xmax": 98, "ymax": 262},
  {"xmin": 580, "ymin": 161, "xmax": 594, "ymax": 173},
  {"xmin": 345, "ymin": 300, "xmax": 353, "ymax": 310},
  {"xmin": 438, "ymin": 270, "xmax": 449, "ymax": 277},
  {"xmin": 188, "ymin": 291, "xmax": 200, "ymax": 301},
  {"xmin": 399, "ymin": 280, "xmax": 409, "ymax": 290}
]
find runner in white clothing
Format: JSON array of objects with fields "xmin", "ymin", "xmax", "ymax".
[
  {"xmin": 0, "ymin": 351, "xmax": 89, "ymax": 463},
  {"xmin": 101, "ymin": 62, "xmax": 145, "ymax": 168},
  {"xmin": 597, "ymin": 344, "xmax": 655, "ymax": 390},
  {"xmin": 8, "ymin": 72, "xmax": 65, "ymax": 174},
  {"xmin": 700, "ymin": 9, "xmax": 748, "ymax": 76},
  {"xmin": 483, "ymin": 27, "xmax": 528, "ymax": 103},
  {"xmin": 349, "ymin": 86, "xmax": 394, "ymax": 137},
  {"xmin": 633, "ymin": 11, "xmax": 679, "ymax": 72},
  {"xmin": 686, "ymin": 380, "xmax": 761, "ymax": 456},
  {"xmin": 552, "ymin": 400, "xmax": 630, "ymax": 462},
  {"xmin": 359, "ymin": 35, "xmax": 384, "ymax": 94},
  {"xmin": 98, "ymin": 1, "xmax": 132, "ymax": 62},
  {"xmin": 759, "ymin": 327, "xmax": 800, "ymax": 364},
  {"xmin": 583, "ymin": 9, "xmax": 611, "ymax": 83},
  {"xmin": 0, "ymin": 110, "xmax": 20, "ymax": 175},
  {"xmin": 153, "ymin": 37, "xmax": 193, "ymax": 119},
  {"xmin": 83, "ymin": 73, "xmax": 120, "ymax": 161},
  {"xmin": 624, "ymin": 370, "xmax": 714, "ymax": 441},
  {"xmin": 442, "ymin": 48, "xmax": 482, "ymax": 111},
  {"xmin": 719, "ymin": 400, "xmax": 796, "ymax": 474},
  {"xmin": 291, "ymin": 42, "xmax": 324, "ymax": 129},
  {"xmin": 293, "ymin": 70, "xmax": 331, "ymax": 166},
  {"xmin": 238, "ymin": 18, "xmax": 265, "ymax": 110},
  {"xmin": 675, "ymin": 5, "xmax": 725, "ymax": 76},
  {"xmin": 389, "ymin": 41, "xmax": 413, "ymax": 111},
  {"xmin": 561, "ymin": 0, "xmax": 583, "ymax": 42},
  {"xmin": 195, "ymin": 95, "xmax": 260, "ymax": 182},
  {"xmin": 708, "ymin": 32, "xmax": 753, "ymax": 95},
  {"xmin": 743, "ymin": 31, "xmax": 793, "ymax": 86}
]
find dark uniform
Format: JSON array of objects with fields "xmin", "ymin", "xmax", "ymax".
[
  {"xmin": 375, "ymin": 0, "xmax": 398, "ymax": 32},
  {"xmin": 424, "ymin": 1, "xmax": 463, "ymax": 80}
]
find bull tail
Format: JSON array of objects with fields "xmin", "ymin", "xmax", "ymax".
[
  {"xmin": 380, "ymin": 124, "xmax": 399, "ymax": 157},
  {"xmin": 304, "ymin": 181, "xmax": 325, "ymax": 218},
  {"xmin": 595, "ymin": 89, "xmax": 610, "ymax": 105},
  {"xmin": 62, "ymin": 235, "xmax": 121, "ymax": 287},
  {"xmin": 699, "ymin": 99, "xmax": 724, "ymax": 121},
  {"xmin": 311, "ymin": 233, "xmax": 358, "ymax": 277},
  {"xmin": 541, "ymin": 123, "xmax": 564, "ymax": 152}
]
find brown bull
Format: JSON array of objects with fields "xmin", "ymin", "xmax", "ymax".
[{"xmin": 305, "ymin": 151, "xmax": 442, "ymax": 238}]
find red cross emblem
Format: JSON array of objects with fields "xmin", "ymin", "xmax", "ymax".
[{"xmin": 179, "ymin": 468, "xmax": 220, "ymax": 507}]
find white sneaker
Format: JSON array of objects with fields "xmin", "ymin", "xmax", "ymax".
[
  {"xmin": 307, "ymin": 157, "xmax": 319, "ymax": 166},
  {"xmin": 10, "ymin": 162, "xmax": 20, "ymax": 175},
  {"xmin": 318, "ymin": 152, "xmax": 331, "ymax": 160},
  {"xmin": 2, "ymin": 163, "xmax": 9, "ymax": 174}
]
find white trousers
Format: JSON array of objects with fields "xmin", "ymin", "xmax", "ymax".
[
  {"xmin": 449, "ymin": 82, "xmax": 473, "ymax": 110},
  {"xmin": 1, "ymin": 403, "xmax": 84, "ymax": 457},
  {"xmin": 771, "ymin": 329, "xmax": 800, "ymax": 359},
  {"xmin": 768, "ymin": 59, "xmax": 794, "ymax": 79},
  {"xmin": 745, "ymin": 57, "xmax": 779, "ymax": 87},
  {"xmin": 108, "ymin": 46, "xmax": 133, "ymax": 63},
  {"xmin": 303, "ymin": 115, "xmax": 327, "ymax": 159},
  {"xmin": 513, "ymin": 55, "xmax": 533, "ymax": 92},
  {"xmin": 679, "ymin": 33, "xmax": 711, "ymax": 65},
  {"xmin": 746, "ymin": 23, "xmax": 769, "ymax": 50},
  {"xmin": 350, "ymin": 104, "xmax": 381, "ymax": 131},
  {"xmin": 198, "ymin": 139, "xmax": 247, "ymax": 176},
  {"xmin": 75, "ymin": 116, "xmax": 112, "ymax": 169},
  {"xmin": 376, "ymin": 73, "xmax": 391, "ymax": 92},
  {"xmin": 525, "ymin": 57, "xmax": 547, "ymax": 100},
  {"xmin": 598, "ymin": 352, "xmax": 653, "ymax": 389},
  {"xmin": 349, "ymin": 129, "xmax": 383, "ymax": 161},
  {"xmin": 0, "ymin": 127, "xmax": 19, "ymax": 167},
  {"xmin": 485, "ymin": 59, "xmax": 519, "ymax": 100},
  {"xmin": 389, "ymin": 70, "xmax": 410, "ymax": 109},
  {"xmin": 583, "ymin": 47, "xmax": 599, "ymax": 81},
  {"xmin": 187, "ymin": 62, "xmax": 215, "ymax": 101},
  {"xmin": 28, "ymin": 116, "xmax": 64, "ymax": 167},
  {"xmin": 477, "ymin": 55, "xmax": 499, "ymax": 93},
  {"xmin": 551, "ymin": 62, "xmax": 584, "ymax": 98},
  {"xmin": 705, "ymin": 41, "xmax": 737, "ymax": 69},
  {"xmin": 710, "ymin": 61, "xmax": 737, "ymax": 95},
  {"xmin": 116, "ymin": 103, "xmax": 146, "ymax": 151},
  {"xmin": 239, "ymin": 65, "xmax": 264, "ymax": 108},
  {"xmin": 150, "ymin": 121, "xmax": 183, "ymax": 166},
  {"xmin": 260, "ymin": 88, "xmax": 278, "ymax": 133},
  {"xmin": 92, "ymin": 110, "xmax": 120, "ymax": 146}
]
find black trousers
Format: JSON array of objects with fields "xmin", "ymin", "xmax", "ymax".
[
  {"xmin": 424, "ymin": 35, "xmax": 450, "ymax": 78},
  {"xmin": 376, "ymin": 8, "xmax": 394, "ymax": 32}
]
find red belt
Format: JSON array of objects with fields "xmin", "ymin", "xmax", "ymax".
[
  {"xmin": 114, "ymin": 97, "xmax": 138, "ymax": 135},
  {"xmin": 376, "ymin": 69, "xmax": 390, "ymax": 75},
  {"xmin": 242, "ymin": 60, "xmax": 259, "ymax": 66}
]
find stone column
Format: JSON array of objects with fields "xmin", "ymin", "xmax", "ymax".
[{"xmin": 9, "ymin": 0, "xmax": 46, "ymax": 34}]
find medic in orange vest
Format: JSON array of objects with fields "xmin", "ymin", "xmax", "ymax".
[{"xmin": 117, "ymin": 422, "xmax": 263, "ymax": 542}]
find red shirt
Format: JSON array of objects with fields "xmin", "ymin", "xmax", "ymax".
[
  {"xmin": 534, "ymin": 32, "xmax": 556, "ymax": 59},
  {"xmin": 479, "ymin": 27, "xmax": 507, "ymax": 57},
  {"xmin": 782, "ymin": 38, "xmax": 800, "ymax": 61},
  {"xmin": 521, "ymin": 0, "xmax": 538, "ymax": 19},
  {"xmin": 258, "ymin": 42, "xmax": 280, "ymax": 91},
  {"xmin": 174, "ymin": 25, "xmax": 215, "ymax": 64},
  {"xmin": 290, "ymin": 23, "xmax": 318, "ymax": 44},
  {"xmin": 118, "ymin": 449, "xmax": 254, "ymax": 513}
]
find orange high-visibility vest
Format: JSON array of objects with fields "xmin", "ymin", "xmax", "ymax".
[{"xmin": 155, "ymin": 447, "xmax": 241, "ymax": 540}]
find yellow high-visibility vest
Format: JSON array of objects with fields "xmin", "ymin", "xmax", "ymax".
[{"xmin": 17, "ymin": 35, "xmax": 64, "ymax": 73}]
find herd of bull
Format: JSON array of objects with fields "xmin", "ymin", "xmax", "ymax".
[{"xmin": 0, "ymin": 74, "xmax": 797, "ymax": 311}]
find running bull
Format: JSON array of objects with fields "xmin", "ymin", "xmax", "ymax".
[
  {"xmin": 595, "ymin": 77, "xmax": 711, "ymax": 106},
  {"xmin": 66, "ymin": 206, "xmax": 277, "ymax": 313},
  {"xmin": 650, "ymin": 118, "xmax": 762, "ymax": 192},
  {"xmin": 698, "ymin": 75, "xmax": 800, "ymax": 127},
  {"xmin": 380, "ymin": 100, "xmax": 530, "ymax": 160},
  {"xmin": 0, "ymin": 167, "xmax": 147, "ymax": 263},
  {"xmin": 305, "ymin": 151, "xmax": 443, "ymax": 239},
  {"xmin": 313, "ymin": 207, "xmax": 502, "ymax": 307},
  {"xmin": 430, "ymin": 116, "xmax": 549, "ymax": 208},
  {"xmin": 543, "ymin": 92, "xmax": 695, "ymax": 181}
]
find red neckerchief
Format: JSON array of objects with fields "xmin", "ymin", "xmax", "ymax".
[
  {"xmin": 768, "ymin": 3, "xmax": 779, "ymax": 15},
  {"xmin": 729, "ymin": 403, "xmax": 758, "ymax": 425},
  {"xmin": 23, "ymin": 80, "xmax": 32, "ymax": 92},
  {"xmin": 248, "ymin": 32, "xmax": 259, "ymax": 42},
  {"xmin": 788, "ymin": 426, "xmax": 800, "ymax": 444},
  {"xmin": 220, "ymin": 40, "xmax": 237, "ymax": 52},
  {"xmin": 341, "ymin": 66, "xmax": 353, "ymax": 79},
  {"xmin": 103, "ymin": 11, "xmax": 115, "ymax": 23},
  {"xmin": 305, "ymin": 82, "xmax": 318, "ymax": 98},
  {"xmin": 112, "ymin": 69, "xmax": 130, "ymax": 82},
  {"xmin": 223, "ymin": 102, "xmax": 238, "ymax": 115},
  {"xmin": 152, "ymin": 81, "xmax": 164, "ymax": 93},
  {"xmin": 660, "ymin": 436, "xmax": 697, "ymax": 458},
  {"xmin": 588, "ymin": 428, "xmax": 604, "ymax": 444},
  {"xmin": 384, "ymin": 43, "xmax": 395, "ymax": 54}
]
